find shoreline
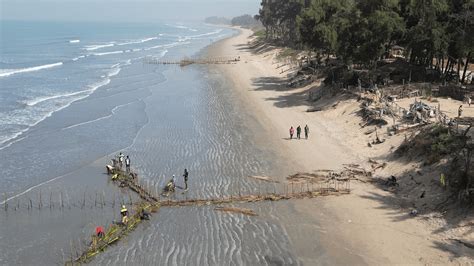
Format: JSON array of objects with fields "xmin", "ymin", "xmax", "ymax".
[{"xmin": 207, "ymin": 27, "xmax": 472, "ymax": 264}]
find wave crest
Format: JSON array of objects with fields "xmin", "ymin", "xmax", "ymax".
[{"xmin": 0, "ymin": 62, "xmax": 63, "ymax": 78}]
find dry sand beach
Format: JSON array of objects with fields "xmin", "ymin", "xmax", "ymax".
[{"xmin": 208, "ymin": 28, "xmax": 473, "ymax": 265}]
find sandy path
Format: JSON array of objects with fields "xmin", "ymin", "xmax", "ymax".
[{"xmin": 208, "ymin": 28, "xmax": 469, "ymax": 265}]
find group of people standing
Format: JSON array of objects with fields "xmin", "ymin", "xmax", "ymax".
[
  {"xmin": 166, "ymin": 168, "xmax": 190, "ymax": 192},
  {"xmin": 289, "ymin": 125, "xmax": 310, "ymax": 140},
  {"xmin": 111, "ymin": 152, "xmax": 131, "ymax": 173}
]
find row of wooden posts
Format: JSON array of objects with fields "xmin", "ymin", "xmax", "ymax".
[
  {"xmin": 144, "ymin": 56, "xmax": 240, "ymax": 66},
  {"xmin": 2, "ymin": 190, "xmax": 137, "ymax": 212},
  {"xmin": 2, "ymin": 178, "xmax": 350, "ymax": 213}
]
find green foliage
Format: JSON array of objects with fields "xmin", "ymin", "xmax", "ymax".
[
  {"xmin": 257, "ymin": 0, "xmax": 304, "ymax": 44},
  {"xmin": 256, "ymin": 0, "xmax": 473, "ymax": 75},
  {"xmin": 297, "ymin": 0, "xmax": 354, "ymax": 53},
  {"xmin": 397, "ymin": 124, "xmax": 466, "ymax": 164},
  {"xmin": 252, "ymin": 30, "xmax": 266, "ymax": 40},
  {"xmin": 231, "ymin": 14, "xmax": 262, "ymax": 29}
]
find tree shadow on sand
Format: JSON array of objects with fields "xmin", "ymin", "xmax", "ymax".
[
  {"xmin": 234, "ymin": 41, "xmax": 275, "ymax": 55},
  {"xmin": 250, "ymin": 76, "xmax": 313, "ymax": 109},
  {"xmin": 252, "ymin": 75, "xmax": 360, "ymax": 111}
]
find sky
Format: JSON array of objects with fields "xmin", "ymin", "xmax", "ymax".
[{"xmin": 0, "ymin": 0, "xmax": 261, "ymax": 22}]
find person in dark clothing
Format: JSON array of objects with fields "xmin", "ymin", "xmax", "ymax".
[
  {"xmin": 125, "ymin": 155, "xmax": 131, "ymax": 173},
  {"xmin": 140, "ymin": 209, "xmax": 151, "ymax": 220},
  {"xmin": 296, "ymin": 126, "xmax": 302, "ymax": 139},
  {"xmin": 304, "ymin": 125, "xmax": 309, "ymax": 139},
  {"xmin": 458, "ymin": 105, "xmax": 463, "ymax": 118},
  {"xmin": 183, "ymin": 168, "xmax": 189, "ymax": 190}
]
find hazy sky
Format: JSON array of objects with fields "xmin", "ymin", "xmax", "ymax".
[{"xmin": 0, "ymin": 0, "xmax": 261, "ymax": 22}]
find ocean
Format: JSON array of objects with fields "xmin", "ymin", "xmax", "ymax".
[
  {"xmin": 0, "ymin": 20, "xmax": 304, "ymax": 265},
  {"xmin": 0, "ymin": 20, "xmax": 231, "ymax": 194}
]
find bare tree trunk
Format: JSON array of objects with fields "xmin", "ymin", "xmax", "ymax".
[
  {"xmin": 457, "ymin": 58, "xmax": 462, "ymax": 82},
  {"xmin": 466, "ymin": 149, "xmax": 472, "ymax": 190},
  {"xmin": 444, "ymin": 57, "xmax": 451, "ymax": 76},
  {"xmin": 462, "ymin": 52, "xmax": 471, "ymax": 84}
]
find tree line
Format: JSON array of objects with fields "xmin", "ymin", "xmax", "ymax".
[{"xmin": 256, "ymin": 0, "xmax": 473, "ymax": 83}]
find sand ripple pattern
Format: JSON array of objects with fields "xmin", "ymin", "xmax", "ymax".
[{"xmin": 94, "ymin": 67, "xmax": 299, "ymax": 265}]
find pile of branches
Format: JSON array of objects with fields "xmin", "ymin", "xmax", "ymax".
[
  {"xmin": 404, "ymin": 101, "xmax": 435, "ymax": 123},
  {"xmin": 358, "ymin": 96, "xmax": 394, "ymax": 127},
  {"xmin": 68, "ymin": 202, "xmax": 159, "ymax": 264}
]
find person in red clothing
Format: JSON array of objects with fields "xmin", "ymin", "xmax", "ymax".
[
  {"xmin": 289, "ymin": 126, "xmax": 295, "ymax": 139},
  {"xmin": 95, "ymin": 226, "xmax": 105, "ymax": 238}
]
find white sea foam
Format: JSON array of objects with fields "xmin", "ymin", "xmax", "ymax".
[
  {"xmin": 84, "ymin": 43, "xmax": 115, "ymax": 51},
  {"xmin": 0, "ymin": 173, "xmax": 67, "ymax": 205},
  {"xmin": 1, "ymin": 78, "xmax": 112, "ymax": 146},
  {"xmin": 92, "ymin": 50, "xmax": 124, "ymax": 56},
  {"xmin": 0, "ymin": 136, "xmax": 27, "ymax": 152},
  {"xmin": 167, "ymin": 24, "xmax": 198, "ymax": 32},
  {"xmin": 108, "ymin": 67, "xmax": 121, "ymax": 77},
  {"xmin": 72, "ymin": 55, "xmax": 86, "ymax": 61},
  {"xmin": 27, "ymin": 78, "xmax": 111, "ymax": 126},
  {"xmin": 160, "ymin": 50, "xmax": 169, "ymax": 57},
  {"xmin": 69, "ymin": 39, "xmax": 80, "ymax": 43},
  {"xmin": 145, "ymin": 41, "xmax": 188, "ymax": 51},
  {"xmin": 62, "ymin": 101, "xmax": 133, "ymax": 130},
  {"xmin": 162, "ymin": 29, "xmax": 222, "ymax": 42},
  {"xmin": 0, "ymin": 62, "xmax": 63, "ymax": 78},
  {"xmin": 62, "ymin": 113, "xmax": 112, "ymax": 130},
  {"xmin": 23, "ymin": 89, "xmax": 94, "ymax": 107},
  {"xmin": 117, "ymin": 37, "xmax": 158, "ymax": 46},
  {"xmin": 188, "ymin": 29, "xmax": 223, "ymax": 39}
]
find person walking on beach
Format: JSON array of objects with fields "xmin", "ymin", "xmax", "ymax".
[
  {"xmin": 458, "ymin": 105, "xmax": 463, "ymax": 118},
  {"xmin": 183, "ymin": 168, "xmax": 189, "ymax": 190},
  {"xmin": 125, "ymin": 155, "xmax": 131, "ymax": 173},
  {"xmin": 289, "ymin": 126, "xmax": 295, "ymax": 139},
  {"xmin": 304, "ymin": 125, "xmax": 309, "ymax": 139},
  {"xmin": 296, "ymin": 126, "xmax": 301, "ymax": 139}
]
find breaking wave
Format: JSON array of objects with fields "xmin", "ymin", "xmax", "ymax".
[{"xmin": 0, "ymin": 62, "xmax": 63, "ymax": 78}]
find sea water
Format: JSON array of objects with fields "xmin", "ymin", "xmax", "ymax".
[
  {"xmin": 0, "ymin": 20, "xmax": 306, "ymax": 265},
  {"xmin": 0, "ymin": 20, "xmax": 230, "ymax": 194}
]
